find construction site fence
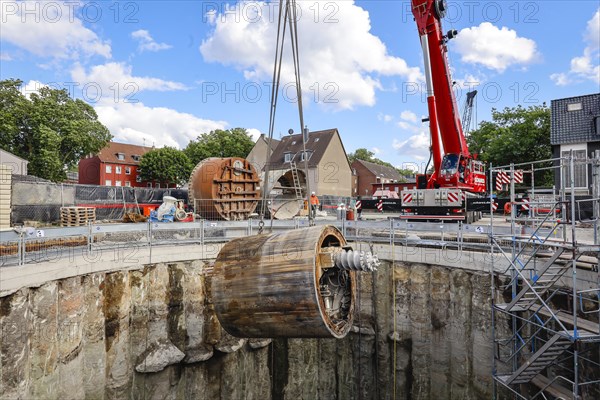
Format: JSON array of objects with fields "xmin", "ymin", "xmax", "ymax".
[
  {"xmin": 0, "ymin": 218, "xmax": 566, "ymax": 268},
  {"xmin": 10, "ymin": 178, "xmax": 188, "ymax": 224}
]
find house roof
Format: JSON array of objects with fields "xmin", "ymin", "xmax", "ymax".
[
  {"xmin": 0, "ymin": 148, "xmax": 28, "ymax": 163},
  {"xmin": 551, "ymin": 93, "xmax": 600, "ymax": 145},
  {"xmin": 269, "ymin": 129, "xmax": 340, "ymax": 169},
  {"xmin": 96, "ymin": 141, "xmax": 153, "ymax": 165},
  {"xmin": 258, "ymin": 134, "xmax": 280, "ymax": 152},
  {"xmin": 352, "ymin": 159, "xmax": 403, "ymax": 181}
]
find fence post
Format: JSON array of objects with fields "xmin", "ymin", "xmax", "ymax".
[
  {"xmin": 87, "ymin": 221, "xmax": 93, "ymax": 253},
  {"xmin": 148, "ymin": 221, "xmax": 153, "ymax": 264},
  {"xmin": 200, "ymin": 219, "xmax": 205, "ymax": 245},
  {"xmin": 18, "ymin": 230, "xmax": 24, "ymax": 266}
]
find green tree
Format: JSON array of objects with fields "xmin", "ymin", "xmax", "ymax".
[
  {"xmin": 184, "ymin": 128, "xmax": 254, "ymax": 166},
  {"xmin": 139, "ymin": 147, "xmax": 192, "ymax": 187},
  {"xmin": 467, "ymin": 104, "xmax": 552, "ymax": 186},
  {"xmin": 0, "ymin": 79, "xmax": 112, "ymax": 182}
]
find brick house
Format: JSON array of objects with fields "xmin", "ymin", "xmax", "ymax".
[
  {"xmin": 78, "ymin": 141, "xmax": 159, "ymax": 188},
  {"xmin": 351, "ymin": 159, "xmax": 404, "ymax": 197}
]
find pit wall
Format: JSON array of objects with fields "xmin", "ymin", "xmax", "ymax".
[{"xmin": 0, "ymin": 260, "xmax": 511, "ymax": 400}]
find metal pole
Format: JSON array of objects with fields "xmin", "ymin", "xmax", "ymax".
[
  {"xmin": 148, "ymin": 221, "xmax": 153, "ymax": 264},
  {"xmin": 561, "ymin": 157, "xmax": 567, "ymax": 242},
  {"xmin": 530, "ymin": 163, "xmax": 535, "ymax": 219},
  {"xmin": 510, "ymin": 163, "xmax": 516, "ymax": 233},
  {"xmin": 509, "ymin": 162, "xmax": 518, "ymax": 375},
  {"xmin": 569, "ymin": 150, "xmax": 579, "ymax": 398},
  {"xmin": 593, "ymin": 150, "xmax": 600, "ymax": 244},
  {"xmin": 489, "ymin": 163, "xmax": 497, "ymax": 399}
]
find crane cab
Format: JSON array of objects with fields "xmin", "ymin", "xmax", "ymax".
[{"xmin": 436, "ymin": 154, "xmax": 486, "ymax": 193}]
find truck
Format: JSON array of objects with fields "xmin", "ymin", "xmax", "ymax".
[{"xmin": 400, "ymin": 0, "xmax": 487, "ymax": 223}]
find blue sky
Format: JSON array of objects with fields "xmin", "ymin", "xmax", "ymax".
[{"xmin": 1, "ymin": 0, "xmax": 599, "ymax": 172}]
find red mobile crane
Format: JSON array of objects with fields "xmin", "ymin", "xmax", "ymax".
[{"xmin": 400, "ymin": 0, "xmax": 486, "ymax": 222}]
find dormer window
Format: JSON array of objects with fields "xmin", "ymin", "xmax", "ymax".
[
  {"xmin": 284, "ymin": 152, "xmax": 292, "ymax": 163},
  {"xmin": 291, "ymin": 141, "xmax": 297, "ymax": 145},
  {"xmin": 117, "ymin": 153, "xmax": 125, "ymax": 161},
  {"xmin": 314, "ymin": 137, "xmax": 320, "ymax": 142},
  {"xmin": 567, "ymin": 103, "xmax": 582, "ymax": 112},
  {"xmin": 132, "ymin": 154, "xmax": 141, "ymax": 162},
  {"xmin": 300, "ymin": 151, "xmax": 313, "ymax": 162}
]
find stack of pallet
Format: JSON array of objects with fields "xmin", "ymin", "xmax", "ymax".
[
  {"xmin": 0, "ymin": 165, "xmax": 11, "ymax": 230},
  {"xmin": 60, "ymin": 206, "xmax": 96, "ymax": 226}
]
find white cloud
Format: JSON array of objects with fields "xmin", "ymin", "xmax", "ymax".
[
  {"xmin": 551, "ymin": 9, "xmax": 600, "ymax": 86},
  {"xmin": 371, "ymin": 147, "xmax": 381, "ymax": 155},
  {"xmin": 377, "ymin": 113, "xmax": 393, "ymax": 123},
  {"xmin": 95, "ymin": 102, "xmax": 227, "ymax": 149},
  {"xmin": 549, "ymin": 72, "xmax": 571, "ymax": 86},
  {"xmin": 393, "ymin": 132, "xmax": 430, "ymax": 161},
  {"xmin": 247, "ymin": 128, "xmax": 262, "ymax": 141},
  {"xmin": 453, "ymin": 22, "xmax": 538, "ymax": 72},
  {"xmin": 586, "ymin": 9, "xmax": 600, "ymax": 50},
  {"xmin": 131, "ymin": 30, "xmax": 172, "ymax": 52},
  {"xmin": 400, "ymin": 110, "xmax": 418, "ymax": 123},
  {"xmin": 0, "ymin": 0, "xmax": 111, "ymax": 59},
  {"xmin": 0, "ymin": 52, "xmax": 12, "ymax": 61},
  {"xmin": 20, "ymin": 80, "xmax": 47, "ymax": 98},
  {"xmin": 200, "ymin": 0, "xmax": 422, "ymax": 110},
  {"xmin": 71, "ymin": 62, "xmax": 187, "ymax": 102}
]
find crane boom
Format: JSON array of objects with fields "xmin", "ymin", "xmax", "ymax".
[{"xmin": 411, "ymin": 0, "xmax": 485, "ymax": 193}]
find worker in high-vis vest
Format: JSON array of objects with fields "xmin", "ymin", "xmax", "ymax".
[{"xmin": 310, "ymin": 192, "xmax": 320, "ymax": 218}]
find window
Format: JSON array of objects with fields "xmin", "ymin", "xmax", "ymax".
[
  {"xmin": 116, "ymin": 153, "xmax": 125, "ymax": 161},
  {"xmin": 115, "ymin": 166, "xmax": 122, "ymax": 174},
  {"xmin": 115, "ymin": 180, "xmax": 122, "ymax": 187},
  {"xmin": 561, "ymin": 147, "xmax": 587, "ymax": 188},
  {"xmin": 136, "ymin": 176, "xmax": 142, "ymax": 183},
  {"xmin": 105, "ymin": 165, "xmax": 112, "ymax": 173},
  {"xmin": 125, "ymin": 167, "xmax": 131, "ymax": 175},
  {"xmin": 105, "ymin": 180, "xmax": 112, "ymax": 186},
  {"xmin": 314, "ymin": 137, "xmax": 320, "ymax": 142},
  {"xmin": 155, "ymin": 183, "xmax": 161, "ymax": 188},
  {"xmin": 300, "ymin": 151, "xmax": 312, "ymax": 161},
  {"xmin": 567, "ymin": 102, "xmax": 583, "ymax": 112},
  {"xmin": 125, "ymin": 181, "xmax": 131, "ymax": 187},
  {"xmin": 284, "ymin": 152, "xmax": 292, "ymax": 163},
  {"xmin": 132, "ymin": 155, "xmax": 141, "ymax": 161},
  {"xmin": 147, "ymin": 182, "xmax": 152, "ymax": 188},
  {"xmin": 291, "ymin": 141, "xmax": 296, "ymax": 145}
]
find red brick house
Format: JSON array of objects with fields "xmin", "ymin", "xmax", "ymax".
[
  {"xmin": 351, "ymin": 159, "xmax": 404, "ymax": 197},
  {"xmin": 78, "ymin": 141, "xmax": 159, "ymax": 188}
]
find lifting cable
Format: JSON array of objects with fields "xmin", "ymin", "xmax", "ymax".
[
  {"xmin": 259, "ymin": 0, "xmax": 312, "ymax": 233},
  {"xmin": 259, "ymin": 0, "xmax": 287, "ymax": 234}
]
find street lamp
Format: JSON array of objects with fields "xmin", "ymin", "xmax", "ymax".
[{"xmin": 379, "ymin": 175, "xmax": 384, "ymax": 191}]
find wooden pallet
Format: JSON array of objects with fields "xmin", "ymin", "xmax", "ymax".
[{"xmin": 60, "ymin": 207, "xmax": 96, "ymax": 226}]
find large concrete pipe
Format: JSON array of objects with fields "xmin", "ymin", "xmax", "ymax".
[
  {"xmin": 212, "ymin": 225, "xmax": 378, "ymax": 339},
  {"xmin": 188, "ymin": 157, "xmax": 260, "ymax": 220}
]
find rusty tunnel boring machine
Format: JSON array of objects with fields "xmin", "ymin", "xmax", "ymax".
[
  {"xmin": 211, "ymin": 225, "xmax": 379, "ymax": 339},
  {"xmin": 188, "ymin": 157, "xmax": 261, "ymax": 221}
]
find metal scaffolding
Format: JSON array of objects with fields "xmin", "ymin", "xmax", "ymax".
[{"xmin": 491, "ymin": 152, "xmax": 600, "ymax": 399}]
